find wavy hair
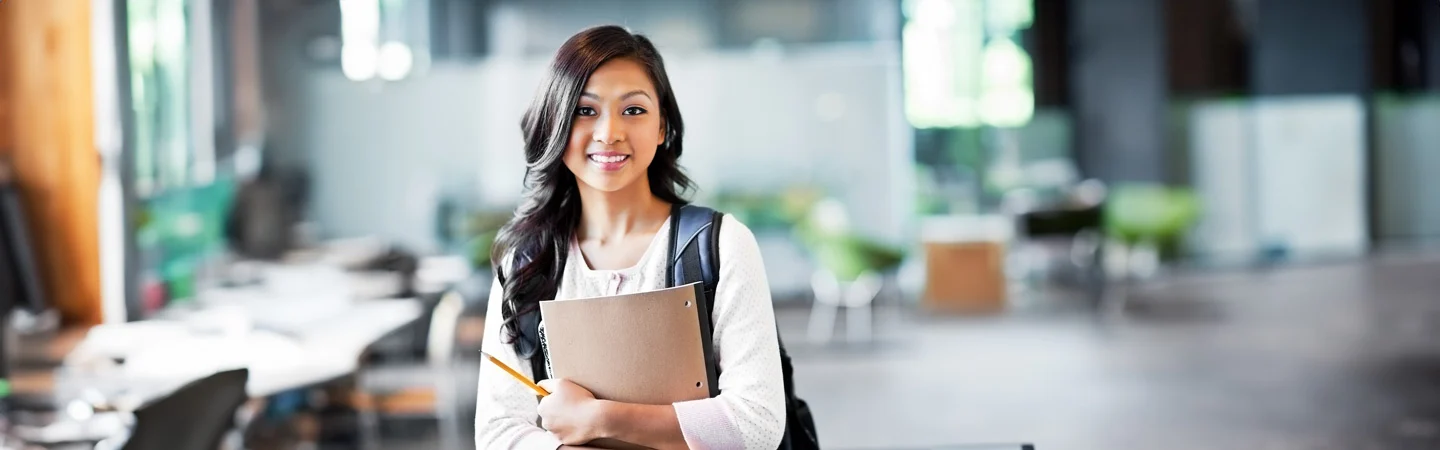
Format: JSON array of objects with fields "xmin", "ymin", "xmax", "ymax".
[{"xmin": 491, "ymin": 25, "xmax": 693, "ymax": 360}]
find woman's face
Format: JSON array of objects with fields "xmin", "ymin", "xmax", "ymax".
[{"xmin": 563, "ymin": 57, "xmax": 665, "ymax": 194}]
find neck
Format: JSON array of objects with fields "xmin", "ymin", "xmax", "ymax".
[{"xmin": 575, "ymin": 177, "xmax": 671, "ymax": 243}]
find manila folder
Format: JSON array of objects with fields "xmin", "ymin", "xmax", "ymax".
[{"xmin": 538, "ymin": 282, "xmax": 718, "ymax": 405}]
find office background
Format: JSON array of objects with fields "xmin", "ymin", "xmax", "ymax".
[{"xmin": 2, "ymin": 0, "xmax": 1440, "ymax": 449}]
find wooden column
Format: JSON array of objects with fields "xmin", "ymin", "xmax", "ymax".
[{"xmin": 0, "ymin": 0, "xmax": 104, "ymax": 326}]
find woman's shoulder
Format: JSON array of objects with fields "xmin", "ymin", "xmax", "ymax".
[{"xmin": 716, "ymin": 213, "xmax": 762, "ymax": 258}]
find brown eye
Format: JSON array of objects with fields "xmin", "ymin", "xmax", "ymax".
[
  {"xmin": 623, "ymin": 106, "xmax": 647, "ymax": 115},
  {"xmin": 575, "ymin": 106, "xmax": 597, "ymax": 116}
]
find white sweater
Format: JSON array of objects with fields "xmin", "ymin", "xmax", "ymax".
[{"xmin": 475, "ymin": 215, "xmax": 786, "ymax": 450}]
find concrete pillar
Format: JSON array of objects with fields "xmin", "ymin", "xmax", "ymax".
[
  {"xmin": 1068, "ymin": 0, "xmax": 1168, "ymax": 183},
  {"xmin": 1251, "ymin": 0, "xmax": 1368, "ymax": 95}
]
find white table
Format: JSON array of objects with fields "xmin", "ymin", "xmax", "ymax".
[
  {"xmin": 18, "ymin": 299, "xmax": 423, "ymax": 446},
  {"xmin": 62, "ymin": 298, "xmax": 423, "ymax": 406},
  {"xmin": 20, "ymin": 259, "xmax": 429, "ymax": 446},
  {"xmin": 248, "ymin": 299, "xmax": 423, "ymax": 397}
]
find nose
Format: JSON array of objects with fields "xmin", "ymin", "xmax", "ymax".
[{"xmin": 593, "ymin": 115, "xmax": 624, "ymax": 145}]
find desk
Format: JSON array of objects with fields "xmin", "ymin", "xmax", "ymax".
[
  {"xmin": 248, "ymin": 300, "xmax": 422, "ymax": 397},
  {"xmin": 57, "ymin": 298, "xmax": 422, "ymax": 406},
  {"xmin": 10, "ymin": 259, "xmax": 428, "ymax": 447},
  {"xmin": 11, "ymin": 299, "xmax": 422, "ymax": 446}
]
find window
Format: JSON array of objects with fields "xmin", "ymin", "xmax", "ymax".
[{"xmin": 903, "ymin": 0, "xmax": 1033, "ymax": 128}]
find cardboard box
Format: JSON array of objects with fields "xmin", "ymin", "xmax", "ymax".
[{"xmin": 922, "ymin": 241, "xmax": 1007, "ymax": 313}]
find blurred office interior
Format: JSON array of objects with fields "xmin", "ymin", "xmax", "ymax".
[{"xmin": 2, "ymin": 0, "xmax": 1440, "ymax": 448}]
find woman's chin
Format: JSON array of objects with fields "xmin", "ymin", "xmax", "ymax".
[{"xmin": 576, "ymin": 175, "xmax": 638, "ymax": 193}]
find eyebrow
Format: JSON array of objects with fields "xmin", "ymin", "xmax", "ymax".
[{"xmin": 580, "ymin": 90, "xmax": 654, "ymax": 102}]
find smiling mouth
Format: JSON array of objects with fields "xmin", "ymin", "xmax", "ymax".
[{"xmin": 588, "ymin": 154, "xmax": 630, "ymax": 164}]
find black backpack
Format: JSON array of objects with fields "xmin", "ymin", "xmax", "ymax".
[{"xmin": 512, "ymin": 204, "xmax": 820, "ymax": 450}]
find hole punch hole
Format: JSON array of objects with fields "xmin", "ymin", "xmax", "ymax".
[
  {"xmin": 696, "ymin": 382, "xmax": 703, "ymax": 388},
  {"xmin": 684, "ymin": 301, "xmax": 691, "ymax": 307}
]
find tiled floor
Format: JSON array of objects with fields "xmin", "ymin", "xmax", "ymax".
[{"xmin": 383, "ymin": 253, "xmax": 1440, "ymax": 450}]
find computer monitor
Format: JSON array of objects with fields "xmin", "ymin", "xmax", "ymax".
[
  {"xmin": 0, "ymin": 158, "xmax": 46, "ymax": 315},
  {"xmin": 0, "ymin": 160, "xmax": 49, "ymax": 387}
]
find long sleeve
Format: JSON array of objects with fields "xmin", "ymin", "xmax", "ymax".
[
  {"xmin": 673, "ymin": 216, "xmax": 787, "ymax": 450},
  {"xmin": 475, "ymin": 275, "xmax": 563, "ymax": 450}
]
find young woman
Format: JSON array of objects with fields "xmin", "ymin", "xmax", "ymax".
[{"xmin": 475, "ymin": 25, "xmax": 786, "ymax": 450}]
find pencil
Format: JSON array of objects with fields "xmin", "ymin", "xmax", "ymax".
[{"xmin": 480, "ymin": 350, "xmax": 551, "ymax": 397}]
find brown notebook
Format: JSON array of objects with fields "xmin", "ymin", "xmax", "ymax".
[{"xmin": 539, "ymin": 282, "xmax": 719, "ymax": 405}]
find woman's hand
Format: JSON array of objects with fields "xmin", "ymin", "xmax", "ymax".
[{"xmin": 537, "ymin": 378, "xmax": 609, "ymax": 445}]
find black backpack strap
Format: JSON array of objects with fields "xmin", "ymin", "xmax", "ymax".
[
  {"xmin": 667, "ymin": 204, "xmax": 721, "ymax": 299},
  {"xmin": 667, "ymin": 203, "xmax": 723, "ymax": 398},
  {"xmin": 498, "ymin": 252, "xmax": 552, "ymax": 383},
  {"xmin": 522, "ymin": 308, "xmax": 547, "ymax": 382},
  {"xmin": 667, "ymin": 204, "xmax": 814, "ymax": 449}
]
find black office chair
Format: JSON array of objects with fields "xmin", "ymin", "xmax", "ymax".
[
  {"xmin": 1010, "ymin": 189, "xmax": 1108, "ymax": 306},
  {"xmin": 119, "ymin": 368, "xmax": 250, "ymax": 450}
]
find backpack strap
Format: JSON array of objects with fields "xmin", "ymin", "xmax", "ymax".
[
  {"xmin": 666, "ymin": 203, "xmax": 723, "ymax": 397},
  {"xmin": 496, "ymin": 252, "xmax": 551, "ymax": 382},
  {"xmin": 668, "ymin": 205, "xmax": 809, "ymax": 449},
  {"xmin": 667, "ymin": 204, "xmax": 721, "ymax": 298}
]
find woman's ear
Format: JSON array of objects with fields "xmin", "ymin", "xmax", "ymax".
[{"xmin": 657, "ymin": 120, "xmax": 667, "ymax": 147}]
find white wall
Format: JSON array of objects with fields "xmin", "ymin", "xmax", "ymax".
[
  {"xmin": 303, "ymin": 68, "xmax": 487, "ymax": 254},
  {"xmin": 1185, "ymin": 95, "xmax": 1368, "ymax": 262},
  {"xmin": 1186, "ymin": 99, "xmax": 1256, "ymax": 261},
  {"xmin": 1250, "ymin": 96, "xmax": 1367, "ymax": 254}
]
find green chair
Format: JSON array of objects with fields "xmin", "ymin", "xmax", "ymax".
[
  {"xmin": 795, "ymin": 200, "xmax": 905, "ymax": 344},
  {"xmin": 1101, "ymin": 183, "xmax": 1201, "ymax": 311},
  {"xmin": 1104, "ymin": 184, "xmax": 1200, "ymax": 251}
]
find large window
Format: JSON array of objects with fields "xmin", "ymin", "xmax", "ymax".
[
  {"xmin": 127, "ymin": 0, "xmax": 191, "ymax": 196},
  {"xmin": 902, "ymin": 0, "xmax": 1033, "ymax": 128}
]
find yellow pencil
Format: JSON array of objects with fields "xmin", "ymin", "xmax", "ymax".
[{"xmin": 480, "ymin": 350, "xmax": 551, "ymax": 397}]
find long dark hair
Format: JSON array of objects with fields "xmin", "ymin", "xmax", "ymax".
[{"xmin": 491, "ymin": 25, "xmax": 693, "ymax": 359}]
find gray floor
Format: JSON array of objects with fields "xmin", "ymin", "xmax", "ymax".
[
  {"xmin": 783, "ymin": 253, "xmax": 1440, "ymax": 450},
  {"xmin": 387, "ymin": 253, "xmax": 1440, "ymax": 450}
]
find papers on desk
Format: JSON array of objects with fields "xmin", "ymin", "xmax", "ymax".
[
  {"xmin": 67, "ymin": 321, "xmax": 191, "ymax": 363},
  {"xmin": 65, "ymin": 323, "xmax": 306, "ymax": 402},
  {"xmin": 63, "ymin": 298, "xmax": 423, "ymax": 404},
  {"xmin": 59, "ymin": 258, "xmax": 426, "ymax": 409},
  {"xmin": 68, "ymin": 304, "xmax": 306, "ymax": 369},
  {"xmin": 122, "ymin": 331, "xmax": 305, "ymax": 379}
]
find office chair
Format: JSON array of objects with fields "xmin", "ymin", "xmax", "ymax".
[
  {"xmin": 355, "ymin": 290, "xmax": 466, "ymax": 450},
  {"xmin": 1098, "ymin": 183, "xmax": 1200, "ymax": 314},
  {"xmin": 796, "ymin": 199, "xmax": 905, "ymax": 344},
  {"xmin": 117, "ymin": 368, "xmax": 249, "ymax": 450},
  {"xmin": 1002, "ymin": 181, "xmax": 1108, "ymax": 308}
]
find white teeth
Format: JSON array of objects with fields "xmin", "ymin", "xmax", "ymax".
[{"xmin": 589, "ymin": 155, "xmax": 628, "ymax": 163}]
